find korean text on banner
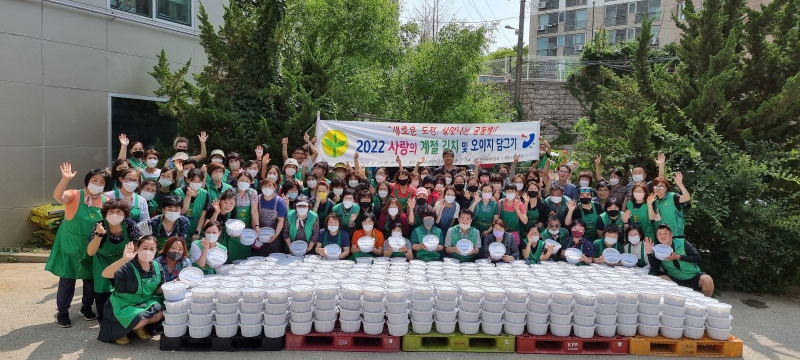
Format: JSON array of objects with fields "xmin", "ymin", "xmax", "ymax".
[{"xmin": 314, "ymin": 120, "xmax": 541, "ymax": 167}]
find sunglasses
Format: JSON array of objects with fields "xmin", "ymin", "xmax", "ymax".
[
  {"xmin": 579, "ymin": 189, "xmax": 593, "ymax": 194},
  {"xmin": 653, "ymin": 185, "xmax": 666, "ymax": 190}
]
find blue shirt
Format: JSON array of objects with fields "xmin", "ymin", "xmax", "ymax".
[{"xmin": 561, "ymin": 236, "xmax": 595, "ymax": 258}]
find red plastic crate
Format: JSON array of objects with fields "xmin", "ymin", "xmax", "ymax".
[
  {"xmin": 285, "ymin": 328, "xmax": 401, "ymax": 352},
  {"xmin": 516, "ymin": 332, "xmax": 629, "ymax": 355}
]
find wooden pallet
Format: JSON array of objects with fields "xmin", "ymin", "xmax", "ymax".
[
  {"xmin": 159, "ymin": 331, "xmax": 284, "ymax": 352},
  {"xmin": 402, "ymin": 330, "xmax": 516, "ymax": 352},
  {"xmin": 629, "ymin": 334, "xmax": 744, "ymax": 357},
  {"xmin": 284, "ymin": 328, "xmax": 401, "ymax": 352},
  {"xmin": 516, "ymin": 332, "xmax": 629, "ymax": 354}
]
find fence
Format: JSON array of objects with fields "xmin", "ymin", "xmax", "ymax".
[{"xmin": 482, "ymin": 55, "xmax": 585, "ymax": 82}]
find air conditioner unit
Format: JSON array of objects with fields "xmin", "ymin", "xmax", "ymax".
[
  {"xmin": 537, "ymin": 25, "xmax": 547, "ymax": 31},
  {"xmin": 538, "ymin": 2, "xmax": 547, "ymax": 9},
  {"xmin": 575, "ymin": 44, "xmax": 584, "ymax": 51}
]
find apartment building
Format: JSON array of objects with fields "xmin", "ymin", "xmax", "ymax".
[{"xmin": 0, "ymin": 0, "xmax": 226, "ymax": 247}]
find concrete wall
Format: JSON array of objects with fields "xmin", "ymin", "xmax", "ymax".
[
  {"xmin": 0, "ymin": 0, "xmax": 227, "ymax": 248},
  {"xmin": 506, "ymin": 80, "xmax": 583, "ymax": 148}
]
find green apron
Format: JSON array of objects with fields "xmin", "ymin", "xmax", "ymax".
[
  {"xmin": 205, "ymin": 169, "xmax": 231, "ymax": 190},
  {"xmin": 333, "ymin": 203, "xmax": 360, "ymax": 233},
  {"xmin": 473, "ymin": 200, "xmax": 497, "ymax": 234},
  {"xmin": 114, "ymin": 190, "xmax": 142, "ymax": 222},
  {"xmin": 109, "ymin": 261, "xmax": 161, "ymax": 328},
  {"xmin": 393, "ymin": 186, "xmax": 412, "ymax": 211},
  {"xmin": 412, "ymin": 226, "xmax": 443, "ymax": 262},
  {"xmin": 147, "ymin": 198, "xmax": 158, "ymax": 217},
  {"xmin": 448, "ymin": 226, "xmax": 480, "ymax": 263},
  {"xmin": 626, "ymin": 200, "xmax": 655, "ymax": 239},
  {"xmin": 659, "ymin": 237, "xmax": 702, "ymax": 280},
  {"xmin": 499, "ymin": 199, "xmax": 521, "ymax": 235},
  {"xmin": 45, "ymin": 190, "xmax": 105, "ymax": 279},
  {"xmin": 626, "ymin": 242, "xmax": 648, "ymax": 268},
  {"xmin": 192, "ymin": 241, "xmax": 228, "ymax": 274},
  {"xmin": 521, "ymin": 201, "xmax": 542, "ymax": 235},
  {"xmin": 542, "ymin": 228, "xmax": 568, "ymax": 241},
  {"xmin": 129, "ymin": 158, "xmax": 146, "ymax": 172},
  {"xmin": 544, "ymin": 197, "xmax": 570, "ymax": 224},
  {"xmin": 350, "ymin": 231, "xmax": 376, "ymax": 260},
  {"xmin": 288, "ymin": 210, "xmax": 317, "ymax": 242},
  {"xmin": 155, "ymin": 218, "xmax": 171, "ymax": 249},
  {"xmin": 174, "ymin": 187, "xmax": 208, "ymax": 238},
  {"xmin": 599, "ymin": 212, "xmax": 624, "ymax": 238},
  {"xmin": 592, "ymin": 239, "xmax": 624, "ymax": 262},
  {"xmin": 579, "ymin": 204, "xmax": 600, "ymax": 241},
  {"xmin": 655, "ymin": 192, "xmax": 685, "ymax": 237},
  {"xmin": 216, "ymin": 212, "xmax": 241, "ymax": 264},
  {"xmin": 226, "ymin": 203, "xmax": 253, "ymax": 262},
  {"xmin": 524, "ymin": 238, "xmax": 547, "ymax": 264},
  {"xmin": 206, "ymin": 181, "xmax": 233, "ymax": 202},
  {"xmin": 387, "ymin": 238, "xmax": 409, "ymax": 258},
  {"xmin": 93, "ymin": 221, "xmax": 131, "ymax": 293}
]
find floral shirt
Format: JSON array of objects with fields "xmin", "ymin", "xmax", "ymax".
[{"xmin": 155, "ymin": 255, "xmax": 192, "ymax": 282}]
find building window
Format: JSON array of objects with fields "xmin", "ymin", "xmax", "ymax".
[
  {"xmin": 607, "ymin": 29, "xmax": 627, "ymax": 44},
  {"xmin": 110, "ymin": 96, "xmax": 178, "ymax": 160},
  {"xmin": 110, "ymin": 0, "xmax": 192, "ymax": 27},
  {"xmin": 565, "ymin": 9, "xmax": 587, "ymax": 31},
  {"xmin": 564, "ymin": 33, "xmax": 586, "ymax": 55},
  {"xmin": 536, "ymin": 37, "xmax": 558, "ymax": 56},
  {"xmin": 566, "ymin": 0, "xmax": 587, "ymax": 7},
  {"xmin": 605, "ymin": 4, "xmax": 627, "ymax": 26},
  {"xmin": 634, "ymin": 0, "xmax": 661, "ymax": 23}
]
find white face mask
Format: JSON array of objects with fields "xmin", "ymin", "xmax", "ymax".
[
  {"xmin": 632, "ymin": 174, "xmax": 644, "ymax": 182},
  {"xmin": 140, "ymin": 191, "xmax": 156, "ymax": 201},
  {"xmin": 515, "ymin": 183, "xmax": 524, "ymax": 190},
  {"xmin": 138, "ymin": 249, "xmax": 155, "ymax": 262},
  {"xmin": 551, "ymin": 196, "xmax": 563, "ymax": 204},
  {"xmin": 164, "ymin": 211, "xmax": 181, "ymax": 222},
  {"xmin": 348, "ymin": 180, "xmax": 359, "ymax": 187},
  {"xmin": 237, "ymin": 182, "xmax": 251, "ymax": 191},
  {"xmin": 205, "ymin": 233, "xmax": 219, "ymax": 243},
  {"xmin": 285, "ymin": 167, "xmax": 297, "ymax": 176},
  {"xmin": 159, "ymin": 178, "xmax": 173, "ymax": 187},
  {"xmin": 445, "ymin": 177, "xmax": 452, "ymax": 185},
  {"xmin": 388, "ymin": 207, "xmax": 399, "ymax": 216},
  {"xmin": 211, "ymin": 173, "xmax": 224, "ymax": 181},
  {"xmin": 106, "ymin": 214, "xmax": 124, "ymax": 225},
  {"xmin": 266, "ymin": 174, "xmax": 279, "ymax": 182},
  {"xmin": 529, "ymin": 235, "xmax": 540, "ymax": 242},
  {"xmin": 459, "ymin": 223, "xmax": 471, "ymax": 230},
  {"xmin": 482, "ymin": 192, "xmax": 492, "ymax": 200},
  {"xmin": 182, "ymin": 170, "xmax": 189, "ymax": 178},
  {"xmin": 189, "ymin": 182, "xmax": 203, "ymax": 191},
  {"xmin": 246, "ymin": 169, "xmax": 259, "ymax": 178},
  {"xmin": 328, "ymin": 225, "xmax": 339, "ymax": 233},
  {"xmin": 444, "ymin": 195, "xmax": 456, "ymax": 203},
  {"xmin": 211, "ymin": 158, "xmax": 223, "ymax": 163},
  {"xmin": 548, "ymin": 229, "xmax": 560, "ymax": 235},
  {"xmin": 297, "ymin": 207, "xmax": 309, "ymax": 216},
  {"xmin": 363, "ymin": 224, "xmax": 374, "ymax": 232},
  {"xmin": 122, "ymin": 181, "xmax": 138, "ymax": 192},
  {"xmin": 343, "ymin": 200, "xmax": 354, "ymax": 209},
  {"xmin": 628, "ymin": 236, "xmax": 641, "ymax": 245},
  {"xmin": 263, "ymin": 188, "xmax": 275, "ymax": 197},
  {"xmin": 435, "ymin": 184, "xmax": 444, "ymax": 191},
  {"xmin": 307, "ymin": 180, "xmax": 318, "ymax": 188},
  {"xmin": 333, "ymin": 188, "xmax": 344, "ymax": 196},
  {"xmin": 410, "ymin": 181, "xmax": 419, "ymax": 188},
  {"xmin": 505, "ymin": 193, "xmax": 516, "ymax": 200},
  {"xmin": 604, "ymin": 237, "xmax": 618, "ymax": 245},
  {"xmin": 375, "ymin": 175, "xmax": 385, "ymax": 183},
  {"xmin": 579, "ymin": 180, "xmax": 589, "ymax": 188},
  {"xmin": 391, "ymin": 231, "xmax": 402, "ymax": 238},
  {"xmin": 229, "ymin": 161, "xmax": 240, "ymax": 170},
  {"xmin": 609, "ymin": 178, "xmax": 620, "ymax": 186},
  {"xmin": 378, "ymin": 190, "xmax": 389, "ymax": 198},
  {"xmin": 87, "ymin": 183, "xmax": 105, "ymax": 195},
  {"xmin": 633, "ymin": 192, "xmax": 645, "ymax": 201},
  {"xmin": 146, "ymin": 159, "xmax": 158, "ymax": 168}
]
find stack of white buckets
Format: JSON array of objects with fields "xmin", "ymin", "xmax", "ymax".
[{"xmin": 159, "ymin": 255, "xmax": 732, "ymax": 340}]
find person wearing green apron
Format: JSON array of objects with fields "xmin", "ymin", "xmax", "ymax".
[
  {"xmin": 176, "ymin": 169, "xmax": 210, "ymax": 243},
  {"xmin": 117, "ymin": 136, "xmax": 147, "ymax": 172},
  {"xmin": 625, "ymin": 182, "xmax": 655, "ymax": 240},
  {"xmin": 147, "ymin": 195, "xmax": 190, "ymax": 249},
  {"xmin": 520, "ymin": 182, "xmax": 549, "ymax": 236},
  {"xmin": 333, "ymin": 189, "xmax": 361, "ymax": 234},
  {"xmin": 87, "ymin": 199, "xmax": 142, "ymax": 323},
  {"xmin": 652, "ymin": 174, "xmax": 691, "ymax": 237},
  {"xmin": 522, "ymin": 226, "xmax": 555, "ymax": 264},
  {"xmin": 350, "ymin": 213, "xmax": 384, "ymax": 259},
  {"xmin": 46, "ymin": 164, "xmax": 108, "ymax": 328},
  {"xmin": 469, "ymin": 183, "xmax": 499, "ymax": 238},
  {"xmin": 207, "ymin": 190, "xmax": 249, "ymax": 263},
  {"xmin": 567, "ymin": 187, "xmax": 603, "ymax": 241},
  {"xmin": 139, "ymin": 179, "xmax": 159, "ymax": 218},
  {"xmin": 410, "ymin": 207, "xmax": 445, "ymax": 262},
  {"xmin": 544, "ymin": 186, "xmax": 571, "ymax": 227},
  {"xmin": 542, "ymin": 215, "xmax": 568, "ymax": 243},
  {"xmin": 233, "ymin": 172, "xmax": 260, "ymax": 259},
  {"xmin": 624, "ymin": 225, "xmax": 650, "ymax": 269},
  {"xmin": 444, "ymin": 209, "xmax": 482, "ymax": 262},
  {"xmin": 592, "ymin": 225, "xmax": 625, "ymax": 265},
  {"xmin": 314, "ymin": 214, "xmax": 352, "ymax": 259},
  {"xmin": 391, "ymin": 169, "xmax": 415, "ymax": 211},
  {"xmin": 383, "ymin": 223, "xmax": 414, "ymax": 260},
  {"xmin": 597, "ymin": 200, "xmax": 625, "ymax": 240},
  {"xmin": 379, "ymin": 198, "xmax": 410, "ymax": 238},
  {"xmin": 104, "ymin": 168, "xmax": 150, "ymax": 223},
  {"xmin": 191, "ymin": 221, "xmax": 229, "ymax": 274},
  {"xmin": 97, "ymin": 236, "xmax": 165, "ymax": 345},
  {"xmin": 558, "ymin": 219, "xmax": 595, "ymax": 266},
  {"xmin": 282, "ymin": 195, "xmax": 319, "ymax": 255},
  {"xmin": 206, "ymin": 162, "xmax": 233, "ymax": 202},
  {"xmin": 646, "ymin": 224, "xmax": 714, "ymax": 297},
  {"xmin": 253, "ymin": 179, "xmax": 288, "ymax": 257},
  {"xmin": 496, "ymin": 184, "xmax": 527, "ymax": 246}
]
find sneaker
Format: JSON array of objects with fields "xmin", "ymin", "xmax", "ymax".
[
  {"xmin": 57, "ymin": 313, "xmax": 72, "ymax": 328},
  {"xmin": 134, "ymin": 327, "xmax": 152, "ymax": 340},
  {"xmin": 80, "ymin": 306, "xmax": 97, "ymax": 321},
  {"xmin": 115, "ymin": 336, "xmax": 129, "ymax": 345}
]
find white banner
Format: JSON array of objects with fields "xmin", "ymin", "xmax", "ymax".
[{"xmin": 314, "ymin": 120, "xmax": 540, "ymax": 167}]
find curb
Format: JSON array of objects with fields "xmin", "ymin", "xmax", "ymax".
[{"xmin": 1, "ymin": 252, "xmax": 49, "ymax": 263}]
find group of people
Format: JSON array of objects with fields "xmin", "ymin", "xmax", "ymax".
[{"xmin": 45, "ymin": 131, "xmax": 715, "ymax": 345}]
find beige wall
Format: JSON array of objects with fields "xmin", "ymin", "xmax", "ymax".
[{"xmin": 0, "ymin": 0, "xmax": 227, "ymax": 248}]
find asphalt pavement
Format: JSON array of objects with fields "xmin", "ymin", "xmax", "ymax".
[{"xmin": 1, "ymin": 263, "xmax": 798, "ymax": 360}]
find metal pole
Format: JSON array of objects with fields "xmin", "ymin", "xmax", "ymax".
[
  {"xmin": 591, "ymin": 1, "xmax": 596, "ymax": 42},
  {"xmin": 514, "ymin": 0, "xmax": 526, "ymax": 105}
]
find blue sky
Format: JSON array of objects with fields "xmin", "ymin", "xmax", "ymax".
[{"xmin": 399, "ymin": 0, "xmax": 531, "ymax": 52}]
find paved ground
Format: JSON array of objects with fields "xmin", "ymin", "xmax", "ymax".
[{"xmin": 1, "ymin": 263, "xmax": 798, "ymax": 360}]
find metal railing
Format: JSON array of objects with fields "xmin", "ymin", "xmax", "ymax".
[{"xmin": 482, "ymin": 55, "xmax": 585, "ymax": 82}]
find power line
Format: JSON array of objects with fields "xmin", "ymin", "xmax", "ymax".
[{"xmin": 399, "ymin": 15, "xmax": 517, "ymax": 23}]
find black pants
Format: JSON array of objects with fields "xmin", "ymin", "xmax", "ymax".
[
  {"xmin": 56, "ymin": 278, "xmax": 94, "ymax": 314},
  {"xmin": 94, "ymin": 292, "xmax": 111, "ymax": 323}
]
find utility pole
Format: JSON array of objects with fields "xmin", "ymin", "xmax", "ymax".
[
  {"xmin": 514, "ymin": 0, "xmax": 526, "ymax": 107},
  {"xmin": 591, "ymin": 1, "xmax": 596, "ymax": 42}
]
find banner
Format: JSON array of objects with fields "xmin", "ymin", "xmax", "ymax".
[{"xmin": 314, "ymin": 120, "xmax": 541, "ymax": 167}]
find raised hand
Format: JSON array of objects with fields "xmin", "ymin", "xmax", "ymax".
[
  {"xmin": 656, "ymin": 153, "xmax": 666, "ymax": 167},
  {"xmin": 644, "ymin": 237, "xmax": 654, "ymax": 254},
  {"xmin": 263, "ymin": 153, "xmax": 271, "ymax": 165},
  {"xmin": 395, "ymin": 155, "xmax": 402, "ymax": 165},
  {"xmin": 174, "ymin": 160, "xmax": 184, "ymax": 173},
  {"xmin": 647, "ymin": 193, "xmax": 657, "ymax": 204},
  {"xmin": 200, "ymin": 164, "xmax": 207, "ymax": 174},
  {"xmin": 198, "ymin": 131, "xmax": 208, "ymax": 143},
  {"xmin": 513, "ymin": 153, "xmax": 520, "ymax": 163},
  {"xmin": 474, "ymin": 157, "xmax": 481, "ymax": 167},
  {"xmin": 211, "ymin": 199, "xmax": 220, "ymax": 214},
  {"xmin": 202, "ymin": 238, "xmax": 210, "ymax": 249},
  {"xmin": 353, "ymin": 152, "xmax": 359, "ymax": 161},
  {"xmin": 417, "ymin": 157, "xmax": 425, "ymax": 165},
  {"xmin": 95, "ymin": 223, "xmax": 107, "ymax": 235},
  {"xmin": 595, "ymin": 154, "xmax": 601, "ymax": 165},
  {"xmin": 186, "ymin": 187, "xmax": 197, "ymax": 198},
  {"xmin": 119, "ymin": 134, "xmax": 129, "ymax": 146},
  {"xmin": 281, "ymin": 137, "xmax": 289, "ymax": 147},
  {"xmin": 674, "ymin": 171, "xmax": 683, "ymax": 186},
  {"xmin": 60, "ymin": 163, "xmax": 77, "ymax": 180},
  {"xmin": 255, "ymin": 145, "xmax": 264, "ymax": 160},
  {"xmin": 138, "ymin": 222, "xmax": 153, "ymax": 236},
  {"xmin": 123, "ymin": 242, "xmax": 136, "ymax": 261},
  {"xmin": 304, "ymin": 133, "xmax": 310, "ymax": 143},
  {"xmin": 622, "ymin": 210, "xmax": 632, "ymax": 223},
  {"xmin": 567, "ymin": 199, "xmax": 577, "ymax": 212}
]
